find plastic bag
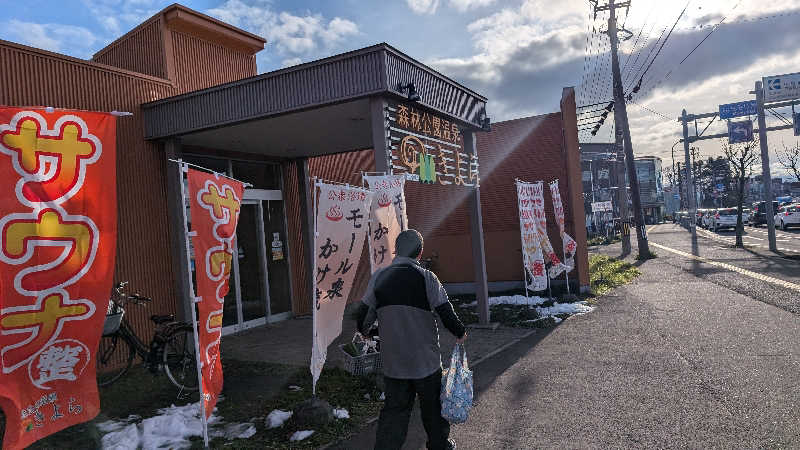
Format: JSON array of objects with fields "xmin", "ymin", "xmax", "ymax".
[{"xmin": 440, "ymin": 343, "xmax": 473, "ymax": 424}]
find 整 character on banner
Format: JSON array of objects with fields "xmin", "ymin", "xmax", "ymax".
[
  {"xmin": 311, "ymin": 183, "xmax": 374, "ymax": 392},
  {"xmin": 0, "ymin": 107, "xmax": 117, "ymax": 450}
]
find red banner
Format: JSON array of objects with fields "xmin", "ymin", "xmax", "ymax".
[
  {"xmin": 0, "ymin": 107, "xmax": 117, "ymax": 449},
  {"xmin": 187, "ymin": 169, "xmax": 244, "ymax": 419}
]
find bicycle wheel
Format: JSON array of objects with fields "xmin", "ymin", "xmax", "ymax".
[
  {"xmin": 163, "ymin": 329, "xmax": 199, "ymax": 391},
  {"xmin": 96, "ymin": 333, "xmax": 135, "ymax": 387}
]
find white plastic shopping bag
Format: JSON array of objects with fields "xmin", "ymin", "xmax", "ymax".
[{"xmin": 440, "ymin": 343, "xmax": 473, "ymax": 424}]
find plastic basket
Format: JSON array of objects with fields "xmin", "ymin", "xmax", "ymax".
[
  {"xmin": 103, "ymin": 302, "xmax": 125, "ymax": 336},
  {"xmin": 339, "ymin": 344, "xmax": 382, "ymax": 376}
]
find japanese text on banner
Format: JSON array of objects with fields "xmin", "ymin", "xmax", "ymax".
[
  {"xmin": 364, "ymin": 175, "xmax": 408, "ymax": 272},
  {"xmin": 0, "ymin": 108, "xmax": 117, "ymax": 450},
  {"xmin": 188, "ymin": 169, "xmax": 244, "ymax": 419},
  {"xmin": 516, "ymin": 181, "xmax": 547, "ymax": 291},
  {"xmin": 530, "ymin": 181, "xmax": 565, "ymax": 278},
  {"xmin": 549, "ymin": 180, "xmax": 577, "ymax": 272},
  {"xmin": 311, "ymin": 183, "xmax": 373, "ymax": 389}
]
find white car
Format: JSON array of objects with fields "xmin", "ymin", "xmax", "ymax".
[
  {"xmin": 742, "ymin": 208, "xmax": 751, "ymax": 224},
  {"xmin": 774, "ymin": 204, "xmax": 800, "ymax": 230},
  {"xmin": 711, "ymin": 208, "xmax": 738, "ymax": 231}
]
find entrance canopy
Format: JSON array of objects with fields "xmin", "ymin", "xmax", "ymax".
[{"xmin": 142, "ymin": 43, "xmax": 488, "ymax": 159}]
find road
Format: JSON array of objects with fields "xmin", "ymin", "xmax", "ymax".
[
  {"xmin": 695, "ymin": 222, "xmax": 800, "ymax": 255},
  {"xmin": 335, "ymin": 223, "xmax": 800, "ymax": 449}
]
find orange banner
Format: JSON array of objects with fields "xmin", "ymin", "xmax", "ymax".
[
  {"xmin": 0, "ymin": 107, "xmax": 117, "ymax": 449},
  {"xmin": 187, "ymin": 169, "xmax": 244, "ymax": 419}
]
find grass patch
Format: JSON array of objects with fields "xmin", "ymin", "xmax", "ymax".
[
  {"xmin": 635, "ymin": 250, "xmax": 658, "ymax": 261},
  {"xmin": 589, "ymin": 254, "xmax": 641, "ymax": 296},
  {"xmin": 587, "ymin": 235, "xmax": 621, "ymax": 246},
  {"xmin": 3, "ymin": 360, "xmax": 382, "ymax": 450}
]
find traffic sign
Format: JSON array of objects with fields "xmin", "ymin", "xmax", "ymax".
[
  {"xmin": 719, "ymin": 100, "xmax": 757, "ymax": 119},
  {"xmin": 763, "ymin": 72, "xmax": 800, "ymax": 103},
  {"xmin": 716, "ymin": 183, "xmax": 725, "ymax": 191},
  {"xmin": 728, "ymin": 119, "xmax": 754, "ymax": 144},
  {"xmin": 795, "ymin": 113, "xmax": 800, "ymax": 137}
]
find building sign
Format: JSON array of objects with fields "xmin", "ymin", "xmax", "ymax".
[
  {"xmin": 592, "ymin": 201, "xmax": 613, "ymax": 212},
  {"xmin": 387, "ymin": 101, "xmax": 479, "ymax": 187},
  {"xmin": 0, "ymin": 108, "xmax": 117, "ymax": 449}
]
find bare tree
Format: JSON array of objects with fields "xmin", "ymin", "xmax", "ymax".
[
  {"xmin": 723, "ymin": 138, "xmax": 760, "ymax": 248},
  {"xmin": 776, "ymin": 141, "xmax": 800, "ymax": 182}
]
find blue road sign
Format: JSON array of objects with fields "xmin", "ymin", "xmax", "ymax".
[
  {"xmin": 716, "ymin": 183, "xmax": 725, "ymax": 190},
  {"xmin": 728, "ymin": 119, "xmax": 754, "ymax": 144},
  {"xmin": 719, "ymin": 100, "xmax": 757, "ymax": 119},
  {"xmin": 673, "ymin": 193, "xmax": 680, "ymax": 200},
  {"xmin": 795, "ymin": 113, "xmax": 800, "ymax": 137}
]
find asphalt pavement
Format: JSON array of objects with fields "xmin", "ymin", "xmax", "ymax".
[
  {"xmin": 698, "ymin": 222, "xmax": 800, "ymax": 255},
  {"xmin": 334, "ymin": 223, "xmax": 800, "ymax": 449}
]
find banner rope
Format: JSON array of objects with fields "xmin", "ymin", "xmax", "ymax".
[{"xmin": 168, "ymin": 158, "xmax": 253, "ymax": 187}]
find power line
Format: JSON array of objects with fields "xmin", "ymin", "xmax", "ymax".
[
  {"xmin": 628, "ymin": 100, "xmax": 672, "ymax": 121},
  {"xmin": 626, "ymin": 1, "xmax": 691, "ymax": 98},
  {"xmin": 634, "ymin": 0, "xmax": 744, "ymax": 100}
]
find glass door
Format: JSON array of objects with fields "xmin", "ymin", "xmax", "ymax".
[{"xmin": 264, "ymin": 199, "xmax": 292, "ymax": 321}]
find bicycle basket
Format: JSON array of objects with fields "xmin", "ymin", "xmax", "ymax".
[{"xmin": 103, "ymin": 301, "xmax": 125, "ymax": 336}]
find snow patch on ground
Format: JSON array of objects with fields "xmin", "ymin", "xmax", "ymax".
[
  {"xmin": 99, "ymin": 401, "xmax": 254, "ymax": 449},
  {"xmin": 266, "ymin": 409, "xmax": 293, "ymax": 429},
  {"xmin": 536, "ymin": 301, "xmax": 594, "ymax": 317},
  {"xmin": 290, "ymin": 430, "xmax": 315, "ymax": 441},
  {"xmin": 333, "ymin": 408, "xmax": 350, "ymax": 419},
  {"xmin": 463, "ymin": 295, "xmax": 549, "ymax": 307}
]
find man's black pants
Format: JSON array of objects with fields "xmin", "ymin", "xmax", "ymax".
[{"xmin": 374, "ymin": 370, "xmax": 450, "ymax": 450}]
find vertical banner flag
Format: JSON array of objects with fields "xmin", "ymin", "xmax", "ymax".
[
  {"xmin": 516, "ymin": 181, "xmax": 547, "ymax": 291},
  {"xmin": 549, "ymin": 180, "xmax": 577, "ymax": 272},
  {"xmin": 531, "ymin": 181, "xmax": 565, "ymax": 278},
  {"xmin": 188, "ymin": 169, "xmax": 244, "ymax": 419},
  {"xmin": 311, "ymin": 183, "xmax": 374, "ymax": 389},
  {"xmin": 0, "ymin": 108, "xmax": 117, "ymax": 449},
  {"xmin": 364, "ymin": 174, "xmax": 408, "ymax": 272}
]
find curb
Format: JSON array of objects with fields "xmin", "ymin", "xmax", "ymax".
[{"xmin": 319, "ymin": 327, "xmax": 539, "ymax": 449}]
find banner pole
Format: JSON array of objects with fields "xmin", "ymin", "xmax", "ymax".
[
  {"xmin": 178, "ymin": 161, "xmax": 210, "ymax": 448},
  {"xmin": 311, "ymin": 176, "xmax": 318, "ymax": 397}
]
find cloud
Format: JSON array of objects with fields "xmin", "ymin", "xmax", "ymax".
[
  {"xmin": 80, "ymin": 0, "xmax": 161, "ymax": 36},
  {"xmin": 449, "ymin": 0, "xmax": 496, "ymax": 12},
  {"xmin": 406, "ymin": 0, "xmax": 440, "ymax": 15},
  {"xmin": 207, "ymin": 0, "xmax": 358, "ymax": 59},
  {"xmin": 1, "ymin": 20, "xmax": 99, "ymax": 58}
]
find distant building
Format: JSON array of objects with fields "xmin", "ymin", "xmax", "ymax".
[
  {"xmin": 634, "ymin": 156, "xmax": 665, "ymax": 224},
  {"xmin": 579, "ymin": 143, "xmax": 623, "ymax": 232}
]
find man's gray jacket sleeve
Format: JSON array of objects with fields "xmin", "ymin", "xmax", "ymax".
[{"xmin": 424, "ymin": 270, "xmax": 466, "ymax": 339}]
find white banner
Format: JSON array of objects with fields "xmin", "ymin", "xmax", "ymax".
[
  {"xmin": 311, "ymin": 183, "xmax": 374, "ymax": 391},
  {"xmin": 531, "ymin": 181, "xmax": 566, "ymax": 278},
  {"xmin": 364, "ymin": 174, "xmax": 408, "ymax": 272},
  {"xmin": 516, "ymin": 181, "xmax": 547, "ymax": 291},
  {"xmin": 591, "ymin": 201, "xmax": 613, "ymax": 212},
  {"xmin": 550, "ymin": 179, "xmax": 577, "ymax": 272}
]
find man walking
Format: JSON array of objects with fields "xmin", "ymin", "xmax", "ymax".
[{"xmin": 358, "ymin": 229, "xmax": 466, "ymax": 450}]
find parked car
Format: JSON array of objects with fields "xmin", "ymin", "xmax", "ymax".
[
  {"xmin": 711, "ymin": 208, "xmax": 739, "ymax": 231},
  {"xmin": 750, "ymin": 201, "xmax": 779, "ymax": 227},
  {"xmin": 742, "ymin": 208, "xmax": 751, "ymax": 224},
  {"xmin": 774, "ymin": 204, "xmax": 800, "ymax": 230},
  {"xmin": 702, "ymin": 209, "xmax": 717, "ymax": 229}
]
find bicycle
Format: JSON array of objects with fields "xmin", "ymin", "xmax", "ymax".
[{"xmin": 96, "ymin": 282, "xmax": 199, "ymax": 391}]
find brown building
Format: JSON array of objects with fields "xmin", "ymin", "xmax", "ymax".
[{"xmin": 0, "ymin": 3, "xmax": 587, "ymax": 344}]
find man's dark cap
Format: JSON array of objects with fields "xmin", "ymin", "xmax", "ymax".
[{"xmin": 396, "ymin": 229, "xmax": 423, "ymax": 258}]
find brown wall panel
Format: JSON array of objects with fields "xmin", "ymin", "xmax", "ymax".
[
  {"xmin": 0, "ymin": 40, "xmax": 178, "ymax": 345},
  {"xmin": 93, "ymin": 19, "xmax": 167, "ymax": 79},
  {"xmin": 282, "ymin": 162, "xmax": 311, "ymax": 316},
  {"xmin": 170, "ymin": 30, "xmax": 257, "ymax": 92}
]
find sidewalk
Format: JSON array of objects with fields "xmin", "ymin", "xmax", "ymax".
[
  {"xmin": 221, "ymin": 316, "xmax": 534, "ymax": 370},
  {"xmin": 336, "ymin": 228, "xmax": 800, "ymax": 448}
]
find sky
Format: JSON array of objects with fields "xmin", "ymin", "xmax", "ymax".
[{"xmin": 2, "ymin": 0, "xmax": 800, "ymax": 181}]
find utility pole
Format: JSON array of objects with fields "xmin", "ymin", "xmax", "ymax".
[
  {"xmin": 754, "ymin": 80, "xmax": 777, "ymax": 251},
  {"xmin": 677, "ymin": 161, "xmax": 684, "ymax": 210},
  {"xmin": 614, "ymin": 117, "xmax": 631, "ymax": 253},
  {"xmin": 598, "ymin": 0, "xmax": 651, "ymax": 258},
  {"xmin": 681, "ymin": 110, "xmax": 697, "ymax": 239}
]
